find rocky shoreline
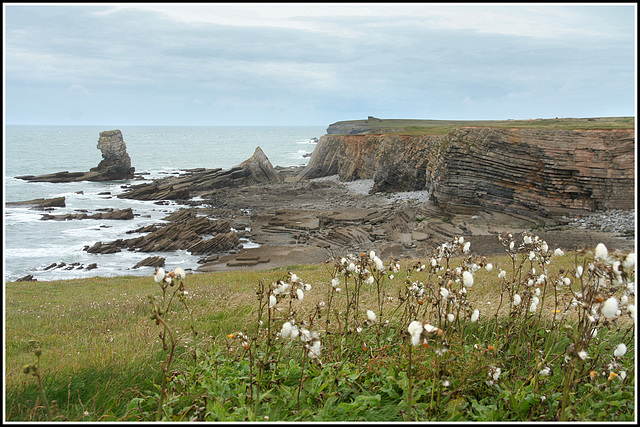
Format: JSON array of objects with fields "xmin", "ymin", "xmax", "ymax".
[{"xmin": 9, "ymin": 123, "xmax": 635, "ymax": 280}]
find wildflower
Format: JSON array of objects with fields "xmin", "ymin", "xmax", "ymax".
[
  {"xmin": 290, "ymin": 273, "xmax": 299, "ymax": 282},
  {"xmin": 304, "ymin": 283, "xmax": 312, "ymax": 291},
  {"xmin": 441, "ymin": 379, "xmax": 450, "ymax": 387},
  {"xmin": 540, "ymin": 242, "xmax": 548, "ymax": 253},
  {"xmin": 577, "ymin": 350, "xmax": 588, "ymax": 360},
  {"xmin": 554, "ymin": 248, "xmax": 565, "ymax": 257},
  {"xmin": 524, "ymin": 235, "xmax": 533, "ymax": 245},
  {"xmin": 447, "ymin": 313, "xmax": 455, "ymax": 322},
  {"xmin": 529, "ymin": 251, "xmax": 536, "ymax": 261},
  {"xmin": 589, "ymin": 370, "xmax": 598, "ymax": 379},
  {"xmin": 281, "ymin": 322, "xmax": 293, "ymax": 338},
  {"xmin": 485, "ymin": 263, "xmax": 493, "ymax": 272},
  {"xmin": 408, "ymin": 321, "xmax": 424, "ymax": 346},
  {"xmin": 595, "ymin": 243, "xmax": 608, "ymax": 261},
  {"xmin": 391, "ymin": 262, "xmax": 400, "ymax": 273},
  {"xmin": 614, "ymin": 343, "xmax": 627, "ymax": 358},
  {"xmin": 628, "ymin": 304, "xmax": 636, "ymax": 322},
  {"xmin": 539, "ymin": 367, "xmax": 551, "ymax": 376},
  {"xmin": 440, "ymin": 287, "xmax": 450, "ymax": 300},
  {"xmin": 513, "ymin": 294, "xmax": 522, "ymax": 306},
  {"xmin": 509, "ymin": 241, "xmax": 515, "ymax": 251},
  {"xmin": 365, "ymin": 275, "xmax": 374, "ymax": 285},
  {"xmin": 331, "ymin": 277, "xmax": 340, "ymax": 287},
  {"xmin": 308, "ymin": 340, "xmax": 322, "ymax": 358},
  {"xmin": 463, "ymin": 241, "xmax": 471, "ymax": 253},
  {"xmin": 369, "ymin": 250, "xmax": 376, "ymax": 259},
  {"xmin": 154, "ymin": 268, "xmax": 165, "ymax": 283},
  {"xmin": 424, "ymin": 323, "xmax": 438, "ymax": 334},
  {"xmin": 576, "ymin": 265, "xmax": 583, "ymax": 278},
  {"xmin": 621, "ymin": 294, "xmax": 628, "ymax": 305},
  {"xmin": 373, "ymin": 256, "xmax": 384, "ymax": 271},
  {"xmin": 299, "ymin": 328, "xmax": 311, "ymax": 342},
  {"xmin": 174, "ymin": 267, "xmax": 186, "ymax": 280},
  {"xmin": 563, "ymin": 277, "xmax": 571, "ymax": 286},
  {"xmin": 462, "ymin": 271, "xmax": 474, "ymax": 287},
  {"xmin": 486, "ymin": 366, "xmax": 501, "ymax": 385},
  {"xmin": 296, "ymin": 288, "xmax": 304, "ymax": 301},
  {"xmin": 622, "ymin": 252, "xmax": 636, "ymax": 269},
  {"xmin": 619, "ymin": 371, "xmax": 627, "ymax": 380},
  {"xmin": 498, "ymin": 269, "xmax": 506, "ymax": 279},
  {"xmin": 601, "ymin": 297, "xmax": 618, "ymax": 319},
  {"xmin": 529, "ymin": 302, "xmax": 538, "ymax": 312},
  {"xmin": 367, "ymin": 310, "xmax": 377, "ymax": 322},
  {"xmin": 608, "ymin": 372, "xmax": 618, "ymax": 381},
  {"xmin": 470, "ymin": 309, "xmax": 479, "ymax": 322},
  {"xmin": 347, "ymin": 262, "xmax": 356, "ymax": 272},
  {"xmin": 536, "ymin": 274, "xmax": 546, "ymax": 285},
  {"xmin": 269, "ymin": 295, "xmax": 277, "ymax": 307}
]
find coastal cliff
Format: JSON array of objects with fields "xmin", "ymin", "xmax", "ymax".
[{"xmin": 299, "ymin": 124, "xmax": 635, "ymax": 217}]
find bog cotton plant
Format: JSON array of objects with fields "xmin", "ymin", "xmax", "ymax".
[{"xmin": 128, "ymin": 234, "xmax": 634, "ymax": 422}]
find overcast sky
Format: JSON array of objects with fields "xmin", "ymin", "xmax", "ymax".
[{"xmin": 3, "ymin": 3, "xmax": 636, "ymax": 126}]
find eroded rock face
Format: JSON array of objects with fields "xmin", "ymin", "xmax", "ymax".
[{"xmin": 298, "ymin": 127, "xmax": 635, "ymax": 217}]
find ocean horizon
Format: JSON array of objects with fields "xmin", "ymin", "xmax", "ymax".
[{"xmin": 3, "ymin": 125, "xmax": 325, "ymax": 282}]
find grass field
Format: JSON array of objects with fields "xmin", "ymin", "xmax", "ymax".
[
  {"xmin": 4, "ymin": 236, "xmax": 636, "ymax": 421},
  {"xmin": 329, "ymin": 116, "xmax": 635, "ymax": 135}
]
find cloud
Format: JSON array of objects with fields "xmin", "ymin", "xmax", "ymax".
[{"xmin": 3, "ymin": 4, "xmax": 636, "ymax": 125}]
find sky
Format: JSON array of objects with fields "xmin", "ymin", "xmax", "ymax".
[{"xmin": 2, "ymin": 2, "xmax": 637, "ymax": 126}]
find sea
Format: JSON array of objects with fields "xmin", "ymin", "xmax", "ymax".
[{"xmin": 3, "ymin": 125, "xmax": 325, "ymax": 282}]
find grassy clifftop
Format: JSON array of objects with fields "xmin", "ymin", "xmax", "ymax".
[{"xmin": 327, "ymin": 116, "xmax": 635, "ymax": 135}]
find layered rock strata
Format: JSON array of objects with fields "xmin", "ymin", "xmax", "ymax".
[
  {"xmin": 16, "ymin": 130, "xmax": 135, "ymax": 182},
  {"xmin": 299, "ymin": 127, "xmax": 635, "ymax": 217},
  {"xmin": 84, "ymin": 209, "xmax": 240, "ymax": 256},
  {"xmin": 427, "ymin": 128, "xmax": 635, "ymax": 216}
]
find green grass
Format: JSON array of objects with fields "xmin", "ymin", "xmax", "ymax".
[
  {"xmin": 330, "ymin": 116, "xmax": 635, "ymax": 135},
  {"xmin": 5, "ymin": 239, "xmax": 636, "ymax": 421}
]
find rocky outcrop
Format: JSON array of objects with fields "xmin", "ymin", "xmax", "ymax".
[
  {"xmin": 6, "ymin": 196, "xmax": 66, "ymax": 209},
  {"xmin": 16, "ymin": 129, "xmax": 135, "ymax": 183},
  {"xmin": 40, "ymin": 208, "xmax": 134, "ymax": 221},
  {"xmin": 84, "ymin": 208, "xmax": 241, "ymax": 256},
  {"xmin": 133, "ymin": 256, "xmax": 166, "ymax": 268},
  {"xmin": 119, "ymin": 147, "xmax": 282, "ymax": 201},
  {"xmin": 298, "ymin": 127, "xmax": 635, "ymax": 217}
]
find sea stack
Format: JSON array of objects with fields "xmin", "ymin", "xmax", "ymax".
[
  {"xmin": 89, "ymin": 130, "xmax": 135, "ymax": 181},
  {"xmin": 16, "ymin": 129, "xmax": 135, "ymax": 183}
]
